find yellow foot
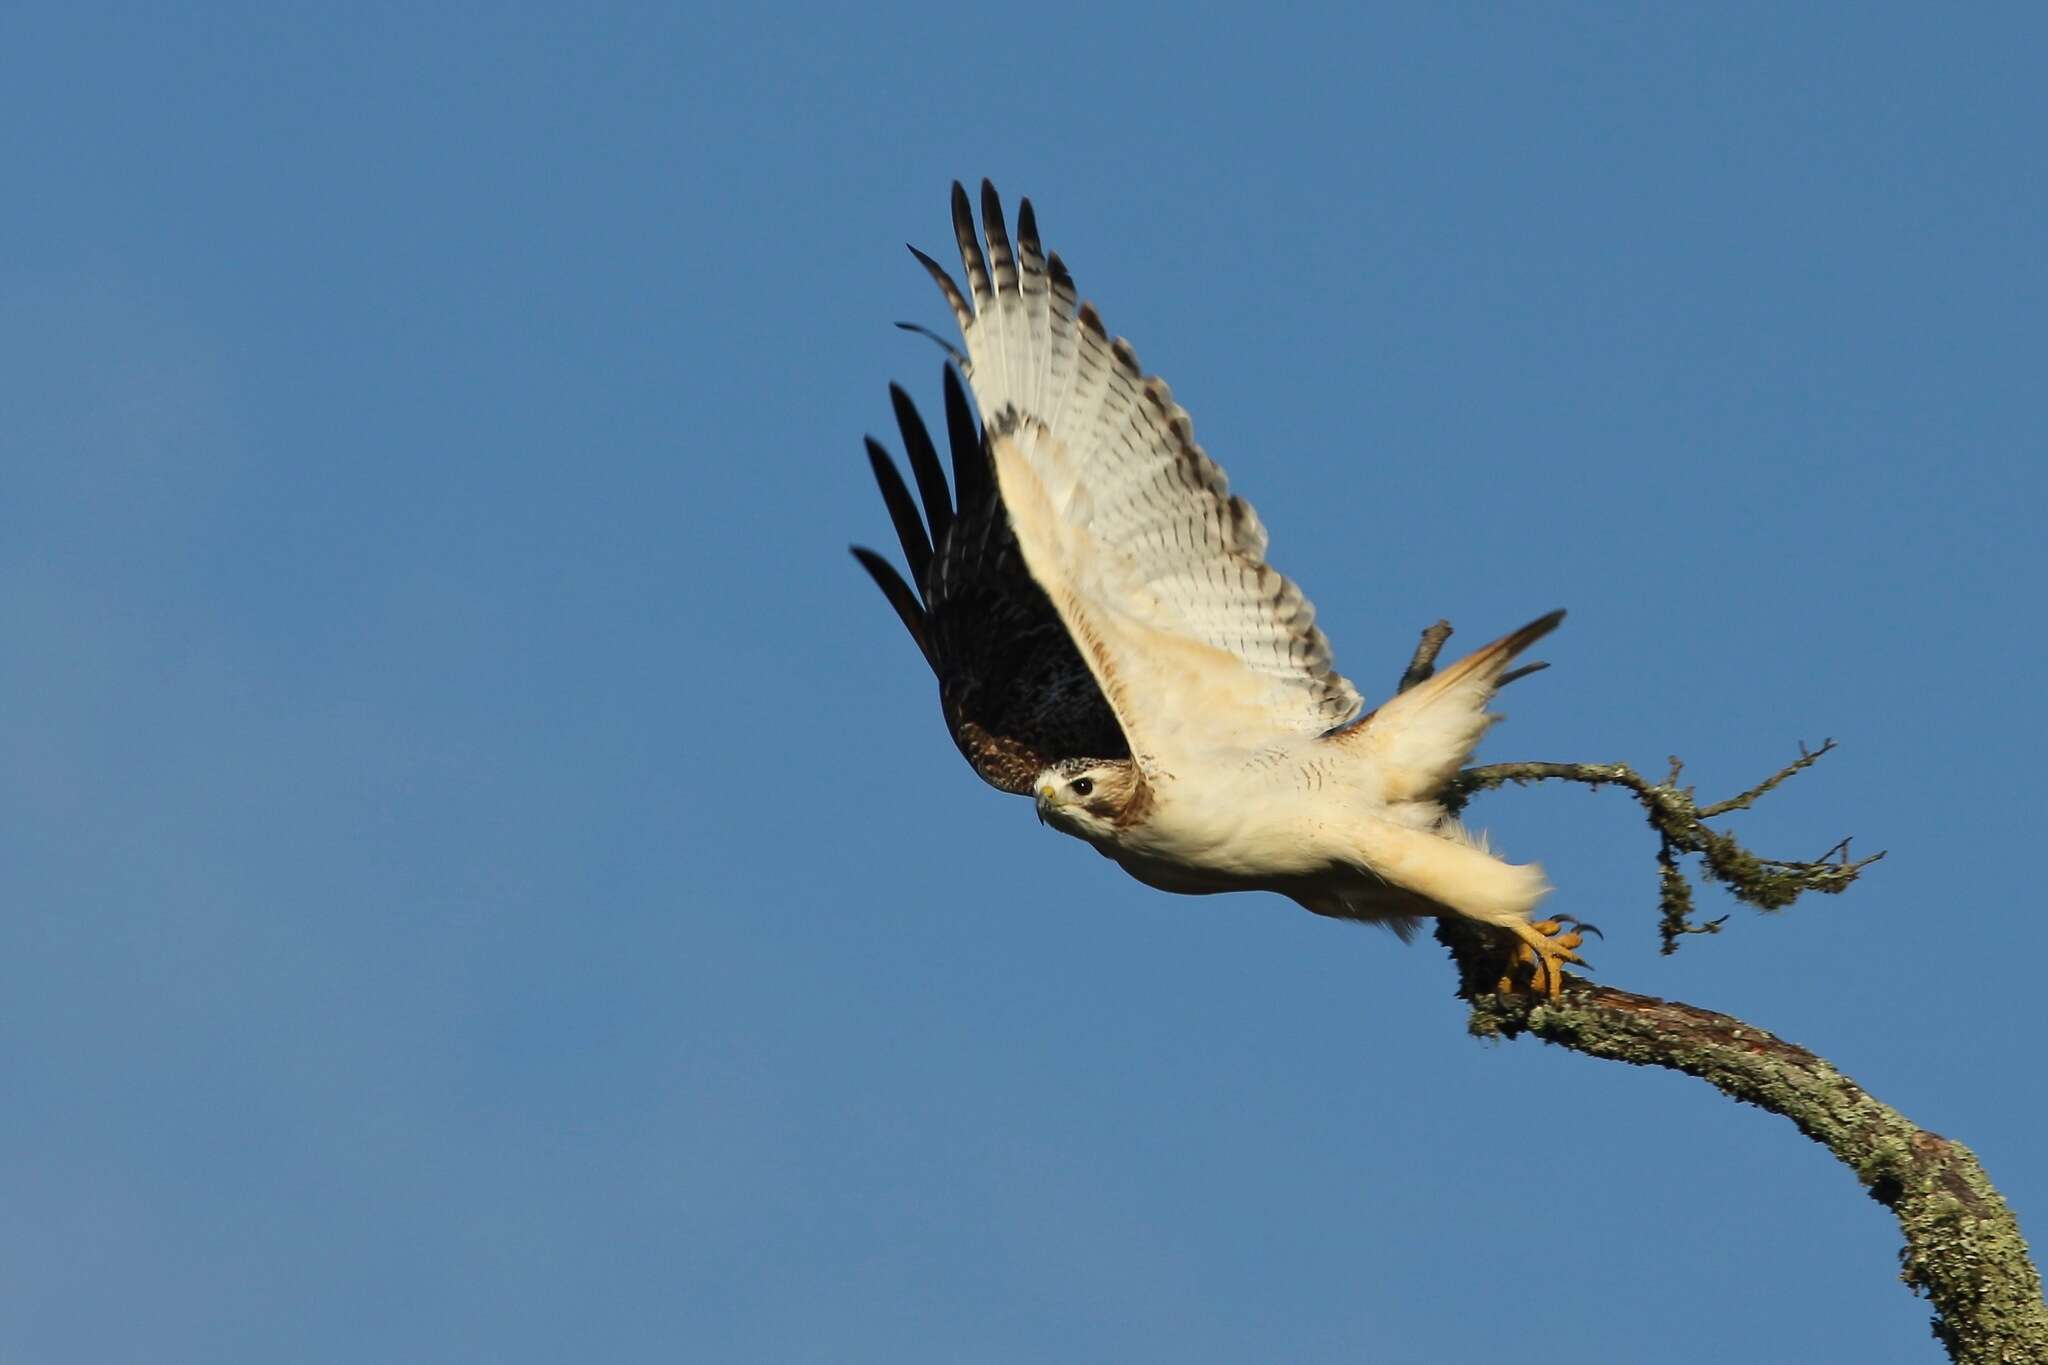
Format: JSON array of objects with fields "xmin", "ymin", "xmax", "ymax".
[{"xmin": 1497, "ymin": 916, "xmax": 1600, "ymax": 997}]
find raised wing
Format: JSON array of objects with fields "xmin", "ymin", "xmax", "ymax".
[
  {"xmin": 851, "ymin": 364, "xmax": 1130, "ymax": 794},
  {"xmin": 914, "ymin": 181, "xmax": 1362, "ymax": 772}
]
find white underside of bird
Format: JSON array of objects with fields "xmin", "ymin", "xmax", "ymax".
[
  {"xmin": 998, "ymin": 418, "xmax": 1553, "ymax": 941},
  {"xmin": 1048, "ymin": 765, "xmax": 1546, "ymax": 935}
]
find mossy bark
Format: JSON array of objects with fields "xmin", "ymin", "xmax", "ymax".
[
  {"xmin": 1452, "ymin": 970, "xmax": 2048, "ymax": 1363},
  {"xmin": 1400, "ymin": 620, "xmax": 2046, "ymax": 1361}
]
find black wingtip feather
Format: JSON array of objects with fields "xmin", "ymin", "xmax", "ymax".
[
  {"xmin": 888, "ymin": 383, "xmax": 955, "ymax": 547},
  {"xmin": 979, "ymin": 180, "xmax": 1015, "ymax": 295},
  {"xmin": 906, "ymin": 244, "xmax": 971, "ymax": 329},
  {"xmin": 940, "ymin": 364, "xmax": 990, "ymax": 510},
  {"xmin": 950, "ymin": 181, "xmax": 990, "ymax": 305},
  {"xmin": 850, "ymin": 546, "xmax": 934, "ymax": 669},
  {"xmin": 864, "ymin": 436, "xmax": 933, "ymax": 587}
]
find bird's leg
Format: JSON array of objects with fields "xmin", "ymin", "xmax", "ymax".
[{"xmin": 1497, "ymin": 916, "xmax": 1597, "ymax": 997}]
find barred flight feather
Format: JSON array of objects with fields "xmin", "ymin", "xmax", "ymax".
[{"xmin": 918, "ymin": 180, "xmax": 1363, "ymax": 764}]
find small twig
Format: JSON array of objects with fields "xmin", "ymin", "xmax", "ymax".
[
  {"xmin": 1698, "ymin": 739, "xmax": 1837, "ymax": 817},
  {"xmin": 1450, "ymin": 751, "xmax": 1884, "ymax": 953},
  {"xmin": 1396, "ymin": 620, "xmax": 1454, "ymax": 694},
  {"xmin": 1812, "ymin": 836, "xmax": 1857, "ymax": 865}
]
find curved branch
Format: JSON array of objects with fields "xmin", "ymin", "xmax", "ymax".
[
  {"xmin": 1450, "ymin": 748, "xmax": 1885, "ymax": 953},
  {"xmin": 1442, "ymin": 959, "xmax": 2048, "ymax": 1364},
  {"xmin": 1395, "ymin": 622, "xmax": 1884, "ymax": 953},
  {"xmin": 1400, "ymin": 622, "xmax": 2046, "ymax": 1359}
]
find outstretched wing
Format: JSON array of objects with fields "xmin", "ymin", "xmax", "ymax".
[
  {"xmin": 915, "ymin": 181, "xmax": 1362, "ymax": 773},
  {"xmin": 851, "ymin": 365, "xmax": 1130, "ymax": 795}
]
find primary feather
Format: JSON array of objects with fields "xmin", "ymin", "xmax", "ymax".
[
  {"xmin": 851, "ymin": 366, "xmax": 1126, "ymax": 794},
  {"xmin": 934, "ymin": 182, "xmax": 1362, "ymax": 771}
]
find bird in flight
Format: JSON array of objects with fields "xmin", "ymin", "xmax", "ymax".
[{"xmin": 852, "ymin": 181, "xmax": 1585, "ymax": 994}]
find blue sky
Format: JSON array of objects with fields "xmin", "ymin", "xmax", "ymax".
[{"xmin": 4, "ymin": 4, "xmax": 2043, "ymax": 1361}]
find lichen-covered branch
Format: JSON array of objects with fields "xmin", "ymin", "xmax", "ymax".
[
  {"xmin": 1440, "ymin": 953, "xmax": 2048, "ymax": 1364},
  {"xmin": 1395, "ymin": 621, "xmax": 1884, "ymax": 953},
  {"xmin": 1401, "ymin": 622, "xmax": 2046, "ymax": 1361},
  {"xmin": 1451, "ymin": 747, "xmax": 1884, "ymax": 952}
]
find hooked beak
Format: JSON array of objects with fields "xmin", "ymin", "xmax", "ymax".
[{"xmin": 1034, "ymin": 781, "xmax": 1054, "ymax": 826}]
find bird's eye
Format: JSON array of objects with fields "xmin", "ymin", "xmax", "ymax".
[{"xmin": 1070, "ymin": 777, "xmax": 1095, "ymax": 797}]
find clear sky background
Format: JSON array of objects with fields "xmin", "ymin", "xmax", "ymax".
[{"xmin": 4, "ymin": 5, "xmax": 2043, "ymax": 1362}]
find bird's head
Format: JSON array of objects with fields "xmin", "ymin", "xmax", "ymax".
[{"xmin": 1033, "ymin": 757, "xmax": 1143, "ymax": 840}]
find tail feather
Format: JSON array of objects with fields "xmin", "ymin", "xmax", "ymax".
[{"xmin": 1345, "ymin": 610, "xmax": 1564, "ymax": 803}]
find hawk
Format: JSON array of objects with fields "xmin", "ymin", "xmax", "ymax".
[{"xmin": 852, "ymin": 181, "xmax": 1584, "ymax": 993}]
